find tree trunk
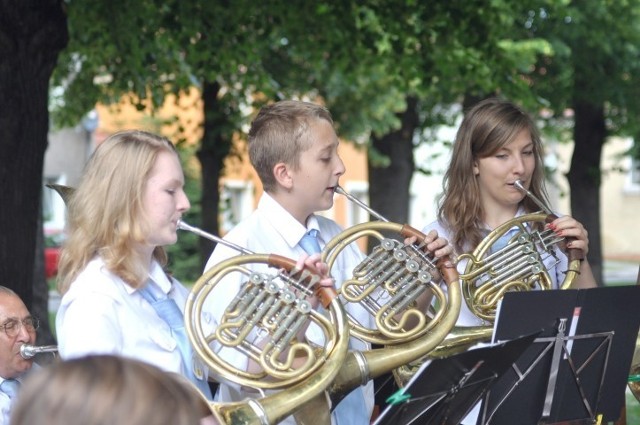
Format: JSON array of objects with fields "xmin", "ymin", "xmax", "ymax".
[
  {"xmin": 367, "ymin": 96, "xmax": 419, "ymax": 226},
  {"xmin": 0, "ymin": 1, "xmax": 67, "ymax": 314},
  {"xmin": 34, "ymin": 208, "xmax": 56, "ymax": 347},
  {"xmin": 567, "ymin": 100, "xmax": 605, "ymax": 286},
  {"xmin": 196, "ymin": 80, "xmax": 233, "ymax": 269}
]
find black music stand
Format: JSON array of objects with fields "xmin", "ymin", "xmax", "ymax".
[
  {"xmin": 373, "ymin": 333, "xmax": 537, "ymax": 425},
  {"xmin": 479, "ymin": 286, "xmax": 640, "ymax": 425}
]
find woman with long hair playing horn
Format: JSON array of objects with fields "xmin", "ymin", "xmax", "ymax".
[
  {"xmin": 423, "ymin": 97, "xmax": 597, "ymax": 423},
  {"xmin": 426, "ymin": 97, "xmax": 596, "ymax": 328}
]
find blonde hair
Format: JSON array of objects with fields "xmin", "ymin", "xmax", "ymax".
[
  {"xmin": 438, "ymin": 98, "xmax": 549, "ymax": 253},
  {"xmin": 11, "ymin": 355, "xmax": 207, "ymax": 425},
  {"xmin": 57, "ymin": 130, "xmax": 178, "ymax": 294},
  {"xmin": 248, "ymin": 100, "xmax": 333, "ymax": 192}
]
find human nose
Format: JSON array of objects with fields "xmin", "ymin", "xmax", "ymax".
[
  {"xmin": 512, "ymin": 154, "xmax": 526, "ymax": 174},
  {"xmin": 335, "ymin": 155, "xmax": 346, "ymax": 177},
  {"xmin": 178, "ymin": 189, "xmax": 191, "ymax": 212},
  {"xmin": 16, "ymin": 322, "xmax": 32, "ymax": 342}
]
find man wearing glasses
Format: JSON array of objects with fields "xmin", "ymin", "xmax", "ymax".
[{"xmin": 0, "ymin": 286, "xmax": 38, "ymax": 424}]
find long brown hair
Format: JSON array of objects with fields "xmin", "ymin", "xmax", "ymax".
[
  {"xmin": 57, "ymin": 130, "xmax": 178, "ymax": 294},
  {"xmin": 437, "ymin": 98, "xmax": 550, "ymax": 253}
]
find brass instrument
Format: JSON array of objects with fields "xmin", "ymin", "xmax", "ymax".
[
  {"xmin": 179, "ymin": 220, "xmax": 350, "ymax": 425},
  {"xmin": 322, "ymin": 187, "xmax": 461, "ymax": 406},
  {"xmin": 44, "ymin": 180, "xmax": 350, "ymax": 425},
  {"xmin": 394, "ymin": 180, "xmax": 583, "ymax": 386},
  {"xmin": 20, "ymin": 344, "xmax": 58, "ymax": 359},
  {"xmin": 460, "ymin": 180, "xmax": 582, "ymax": 322}
]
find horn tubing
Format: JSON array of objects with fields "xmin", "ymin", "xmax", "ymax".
[
  {"xmin": 177, "ymin": 219, "xmax": 254, "ymax": 255},
  {"xmin": 513, "ymin": 180, "xmax": 553, "ymax": 215},
  {"xmin": 329, "ymin": 186, "xmax": 462, "ymax": 402},
  {"xmin": 513, "ymin": 182, "xmax": 583, "ymax": 262},
  {"xmin": 209, "ymin": 297, "xmax": 351, "ymax": 425},
  {"xmin": 178, "ymin": 220, "xmax": 337, "ymax": 308},
  {"xmin": 328, "ymin": 267, "xmax": 461, "ymax": 405},
  {"xmin": 334, "ymin": 186, "xmax": 388, "ymax": 222}
]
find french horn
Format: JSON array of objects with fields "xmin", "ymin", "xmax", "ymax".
[
  {"xmin": 394, "ymin": 179, "xmax": 584, "ymax": 386},
  {"xmin": 179, "ymin": 220, "xmax": 350, "ymax": 425},
  {"xmin": 321, "ymin": 187, "xmax": 461, "ymax": 407},
  {"xmin": 459, "ymin": 180, "xmax": 582, "ymax": 322}
]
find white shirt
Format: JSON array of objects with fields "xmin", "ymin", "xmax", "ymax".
[
  {"xmin": 56, "ymin": 257, "xmax": 192, "ymax": 376},
  {"xmin": 204, "ymin": 193, "xmax": 375, "ymax": 424}
]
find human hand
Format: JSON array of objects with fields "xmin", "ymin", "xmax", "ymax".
[
  {"xmin": 405, "ymin": 231, "xmax": 455, "ymax": 268},
  {"xmin": 294, "ymin": 253, "xmax": 336, "ymax": 309},
  {"xmin": 546, "ymin": 215, "xmax": 589, "ymax": 257}
]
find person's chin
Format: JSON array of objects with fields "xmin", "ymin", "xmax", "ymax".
[
  {"xmin": 159, "ymin": 233, "xmax": 178, "ymax": 246},
  {"xmin": 318, "ymin": 199, "xmax": 334, "ymax": 212}
]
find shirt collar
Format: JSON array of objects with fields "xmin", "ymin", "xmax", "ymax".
[{"xmin": 258, "ymin": 193, "xmax": 322, "ymax": 249}]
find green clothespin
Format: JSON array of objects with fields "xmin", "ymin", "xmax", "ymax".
[{"xmin": 628, "ymin": 374, "xmax": 640, "ymax": 382}]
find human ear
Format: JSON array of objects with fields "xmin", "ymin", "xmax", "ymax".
[
  {"xmin": 273, "ymin": 162, "xmax": 293, "ymax": 190},
  {"xmin": 473, "ymin": 160, "xmax": 480, "ymax": 176}
]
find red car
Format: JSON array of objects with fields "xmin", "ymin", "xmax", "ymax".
[{"xmin": 44, "ymin": 229, "xmax": 63, "ymax": 279}]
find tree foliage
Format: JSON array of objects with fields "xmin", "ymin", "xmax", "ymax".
[{"xmin": 45, "ymin": 0, "xmax": 640, "ymax": 294}]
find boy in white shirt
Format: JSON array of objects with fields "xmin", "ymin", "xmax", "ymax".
[{"xmin": 205, "ymin": 100, "xmax": 451, "ymax": 424}]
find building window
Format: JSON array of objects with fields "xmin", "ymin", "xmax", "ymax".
[{"xmin": 220, "ymin": 180, "xmax": 254, "ymax": 233}]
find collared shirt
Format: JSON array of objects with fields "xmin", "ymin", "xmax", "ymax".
[
  {"xmin": 204, "ymin": 192, "xmax": 375, "ymax": 424},
  {"xmin": 56, "ymin": 257, "xmax": 192, "ymax": 377},
  {"xmin": 0, "ymin": 364, "xmax": 39, "ymax": 425},
  {"xmin": 1, "ymin": 376, "xmax": 21, "ymax": 425},
  {"xmin": 423, "ymin": 208, "xmax": 569, "ymax": 327}
]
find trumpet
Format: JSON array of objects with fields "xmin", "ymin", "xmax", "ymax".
[
  {"xmin": 178, "ymin": 220, "xmax": 349, "ymax": 425},
  {"xmin": 20, "ymin": 344, "xmax": 58, "ymax": 359}
]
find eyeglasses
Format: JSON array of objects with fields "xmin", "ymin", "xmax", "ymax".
[{"xmin": 0, "ymin": 317, "xmax": 39, "ymax": 337}]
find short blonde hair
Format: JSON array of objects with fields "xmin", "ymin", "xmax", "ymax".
[
  {"xmin": 11, "ymin": 355, "xmax": 208, "ymax": 425},
  {"xmin": 248, "ymin": 100, "xmax": 333, "ymax": 192}
]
